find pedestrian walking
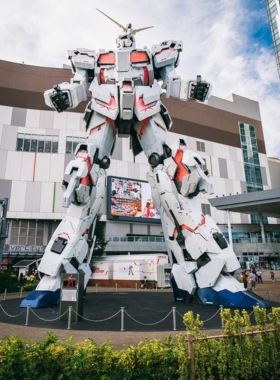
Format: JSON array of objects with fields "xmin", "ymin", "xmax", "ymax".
[
  {"xmin": 256, "ymin": 269, "xmax": 263, "ymax": 284},
  {"xmin": 270, "ymin": 270, "xmax": 275, "ymax": 282},
  {"xmin": 249, "ymin": 270, "xmax": 257, "ymax": 291},
  {"xmin": 242, "ymin": 271, "xmax": 248, "ymax": 289}
]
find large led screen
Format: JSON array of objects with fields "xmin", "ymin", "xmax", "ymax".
[{"xmin": 107, "ymin": 176, "xmax": 161, "ymax": 223}]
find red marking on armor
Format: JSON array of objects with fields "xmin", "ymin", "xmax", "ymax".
[
  {"xmin": 106, "ymin": 117, "xmax": 115, "ymax": 136},
  {"xmin": 138, "ymin": 96, "xmax": 156, "ymax": 111},
  {"xmin": 82, "ymin": 229, "xmax": 89, "ymax": 236},
  {"xmin": 173, "ymin": 228, "xmax": 178, "ymax": 238},
  {"xmin": 100, "ymin": 68, "xmax": 105, "ymax": 84},
  {"xmin": 58, "ymin": 232, "xmax": 71, "ymax": 240},
  {"xmin": 33, "ymin": 152, "xmax": 37, "ymax": 182},
  {"xmin": 173, "ymin": 147, "xmax": 189, "ymax": 183},
  {"xmin": 181, "ymin": 215, "xmax": 206, "ymax": 233},
  {"xmin": 96, "ymin": 96, "xmax": 116, "ymax": 110},
  {"xmin": 98, "ymin": 53, "xmax": 116, "ymax": 64},
  {"xmin": 130, "ymin": 51, "xmax": 149, "ymax": 63},
  {"xmin": 156, "ymin": 47, "xmax": 176, "ymax": 55},
  {"xmin": 139, "ymin": 117, "xmax": 151, "ymax": 139},
  {"xmin": 143, "ymin": 66, "xmax": 149, "ymax": 85},
  {"xmin": 155, "ymin": 121, "xmax": 166, "ymax": 132},
  {"xmin": 123, "ymin": 83, "xmax": 133, "ymax": 92},
  {"xmin": 90, "ymin": 123, "xmax": 105, "ymax": 135},
  {"xmin": 77, "ymin": 152, "xmax": 88, "ymax": 158}
]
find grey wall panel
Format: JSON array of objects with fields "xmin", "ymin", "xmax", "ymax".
[
  {"xmin": 240, "ymin": 181, "xmax": 247, "ymax": 193},
  {"xmin": 240, "ymin": 213, "xmax": 250, "ymax": 224},
  {"xmin": 224, "ymin": 179, "xmax": 234, "ymax": 195},
  {"xmin": 228, "ymin": 146, "xmax": 238, "ymax": 162},
  {"xmin": 25, "ymin": 182, "xmax": 42, "ymax": 212},
  {"xmin": 128, "ymin": 162, "xmax": 140, "ymax": 179},
  {"xmin": 218, "ymin": 158, "xmax": 228, "ymax": 179},
  {"xmin": 0, "ymin": 150, "xmax": 7, "ymax": 178},
  {"xmin": 11, "ymin": 107, "xmax": 27, "ymax": 127},
  {"xmin": 234, "ymin": 161, "xmax": 245, "ymax": 181},
  {"xmin": 0, "ymin": 179, "xmax": 12, "ymax": 201},
  {"xmin": 111, "ymin": 138, "xmax": 122, "ymax": 160},
  {"xmin": 133, "ymin": 223, "xmax": 148, "ymax": 235},
  {"xmin": 39, "ymin": 110, "xmax": 54, "ymax": 129},
  {"xmin": 105, "ymin": 221, "xmax": 130, "ymax": 236},
  {"xmin": 260, "ymin": 166, "xmax": 268, "ymax": 186},
  {"xmin": 268, "ymin": 160, "xmax": 280, "ymax": 189},
  {"xmin": 150, "ymin": 225, "xmax": 163, "ymax": 235},
  {"xmin": 0, "ymin": 125, "xmax": 18, "ymax": 150}
]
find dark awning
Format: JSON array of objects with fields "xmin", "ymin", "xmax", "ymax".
[{"xmin": 208, "ymin": 189, "xmax": 280, "ymax": 218}]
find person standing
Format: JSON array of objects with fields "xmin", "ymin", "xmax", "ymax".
[
  {"xmin": 242, "ymin": 271, "xmax": 248, "ymax": 289},
  {"xmin": 270, "ymin": 270, "xmax": 275, "ymax": 282},
  {"xmin": 256, "ymin": 269, "xmax": 263, "ymax": 284},
  {"xmin": 249, "ymin": 270, "xmax": 257, "ymax": 291}
]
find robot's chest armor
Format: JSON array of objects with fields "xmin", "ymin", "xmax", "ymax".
[{"xmin": 98, "ymin": 50, "xmax": 150, "ymax": 85}]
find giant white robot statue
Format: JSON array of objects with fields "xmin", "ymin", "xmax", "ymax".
[{"xmin": 21, "ymin": 10, "xmax": 269, "ymax": 308}]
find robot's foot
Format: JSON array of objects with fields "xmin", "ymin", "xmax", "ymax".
[
  {"xmin": 20, "ymin": 289, "xmax": 60, "ymax": 308},
  {"xmin": 197, "ymin": 288, "xmax": 270, "ymax": 309}
]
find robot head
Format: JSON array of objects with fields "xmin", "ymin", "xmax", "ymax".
[
  {"xmin": 116, "ymin": 26, "xmax": 136, "ymax": 49},
  {"xmin": 97, "ymin": 9, "xmax": 153, "ymax": 50}
]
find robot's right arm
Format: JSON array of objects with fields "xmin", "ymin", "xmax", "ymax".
[{"xmin": 44, "ymin": 49, "xmax": 95, "ymax": 112}]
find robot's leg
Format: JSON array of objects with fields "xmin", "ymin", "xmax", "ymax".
[
  {"xmin": 134, "ymin": 115, "xmax": 270, "ymax": 308},
  {"xmin": 36, "ymin": 112, "xmax": 115, "ymax": 294}
]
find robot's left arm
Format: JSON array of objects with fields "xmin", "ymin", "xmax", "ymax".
[
  {"xmin": 44, "ymin": 49, "xmax": 95, "ymax": 112},
  {"xmin": 152, "ymin": 41, "xmax": 211, "ymax": 102}
]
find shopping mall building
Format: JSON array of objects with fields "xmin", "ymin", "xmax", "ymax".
[{"xmin": 0, "ymin": 59, "xmax": 279, "ymax": 269}]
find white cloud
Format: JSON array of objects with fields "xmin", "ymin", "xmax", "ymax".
[{"xmin": 0, "ymin": 0, "xmax": 279, "ymax": 157}]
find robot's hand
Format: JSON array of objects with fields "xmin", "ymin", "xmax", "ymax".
[
  {"xmin": 166, "ymin": 75, "xmax": 211, "ymax": 103},
  {"xmin": 187, "ymin": 76, "xmax": 211, "ymax": 102},
  {"xmin": 49, "ymin": 85, "xmax": 70, "ymax": 113},
  {"xmin": 44, "ymin": 81, "xmax": 87, "ymax": 111}
]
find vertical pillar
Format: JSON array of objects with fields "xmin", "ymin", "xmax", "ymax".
[
  {"xmin": 226, "ymin": 210, "xmax": 233, "ymax": 247},
  {"xmin": 259, "ymin": 214, "xmax": 265, "ymax": 242}
]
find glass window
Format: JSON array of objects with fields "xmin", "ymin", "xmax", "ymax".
[
  {"xmin": 52, "ymin": 136, "xmax": 59, "ymax": 153},
  {"xmin": 73, "ymin": 137, "xmax": 80, "ymax": 153},
  {"xmin": 16, "ymin": 134, "xmax": 58, "ymax": 153},
  {"xmin": 201, "ymin": 203, "xmax": 211, "ymax": 215},
  {"xmin": 45, "ymin": 136, "xmax": 52, "ymax": 153},
  {"xmin": 66, "ymin": 137, "xmax": 73, "ymax": 154},
  {"xmin": 16, "ymin": 134, "xmax": 24, "ymax": 151},
  {"xmin": 23, "ymin": 134, "xmax": 31, "ymax": 152},
  {"xmin": 38, "ymin": 135, "xmax": 45, "ymax": 153},
  {"xmin": 30, "ymin": 135, "xmax": 38, "ymax": 152}
]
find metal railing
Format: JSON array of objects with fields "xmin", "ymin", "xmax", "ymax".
[
  {"xmin": 105, "ymin": 236, "xmax": 165, "ymax": 243},
  {"xmin": 231, "ymin": 238, "xmax": 280, "ymax": 244}
]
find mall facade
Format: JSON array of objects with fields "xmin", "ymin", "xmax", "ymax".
[{"xmin": 0, "ymin": 59, "xmax": 279, "ymax": 269}]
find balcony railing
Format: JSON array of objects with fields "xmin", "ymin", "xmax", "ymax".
[
  {"xmin": 106, "ymin": 236, "xmax": 280, "ymax": 245},
  {"xmin": 105, "ymin": 236, "xmax": 165, "ymax": 243},
  {"xmin": 231, "ymin": 238, "xmax": 280, "ymax": 244}
]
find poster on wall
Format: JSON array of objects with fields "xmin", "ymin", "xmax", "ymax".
[{"xmin": 107, "ymin": 176, "xmax": 161, "ymax": 223}]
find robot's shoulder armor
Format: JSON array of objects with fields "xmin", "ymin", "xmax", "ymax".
[
  {"xmin": 68, "ymin": 48, "xmax": 96, "ymax": 71},
  {"xmin": 152, "ymin": 40, "xmax": 183, "ymax": 69}
]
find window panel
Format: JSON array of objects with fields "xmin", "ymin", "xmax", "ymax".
[
  {"xmin": 23, "ymin": 134, "xmax": 31, "ymax": 152},
  {"xmin": 45, "ymin": 136, "xmax": 52, "ymax": 153},
  {"xmin": 30, "ymin": 135, "xmax": 38, "ymax": 152},
  {"xmin": 52, "ymin": 136, "xmax": 59, "ymax": 153},
  {"xmin": 38, "ymin": 136, "xmax": 45, "ymax": 153}
]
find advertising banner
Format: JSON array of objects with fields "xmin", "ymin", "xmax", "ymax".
[{"xmin": 107, "ymin": 176, "xmax": 161, "ymax": 223}]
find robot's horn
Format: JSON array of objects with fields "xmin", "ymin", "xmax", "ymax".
[
  {"xmin": 96, "ymin": 9, "xmax": 127, "ymax": 32},
  {"xmin": 133, "ymin": 26, "xmax": 154, "ymax": 34}
]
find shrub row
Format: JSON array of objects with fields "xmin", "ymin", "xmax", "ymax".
[{"xmin": 0, "ymin": 307, "xmax": 279, "ymax": 380}]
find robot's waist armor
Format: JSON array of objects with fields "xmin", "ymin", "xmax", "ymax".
[{"xmin": 89, "ymin": 80, "xmax": 162, "ymax": 131}]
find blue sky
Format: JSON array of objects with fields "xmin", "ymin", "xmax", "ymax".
[{"xmin": 0, "ymin": 0, "xmax": 279, "ymax": 158}]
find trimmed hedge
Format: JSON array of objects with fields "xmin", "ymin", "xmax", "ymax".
[{"xmin": 0, "ymin": 307, "xmax": 279, "ymax": 380}]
